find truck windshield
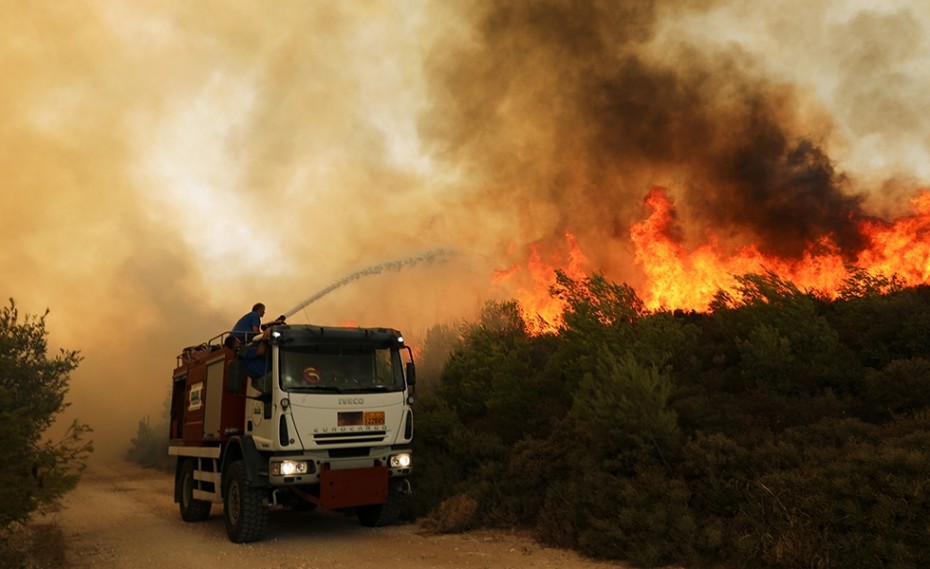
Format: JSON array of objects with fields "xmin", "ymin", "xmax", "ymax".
[{"xmin": 279, "ymin": 344, "xmax": 405, "ymax": 393}]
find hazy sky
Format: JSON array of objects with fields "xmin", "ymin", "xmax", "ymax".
[{"xmin": 3, "ymin": 0, "xmax": 929, "ymax": 455}]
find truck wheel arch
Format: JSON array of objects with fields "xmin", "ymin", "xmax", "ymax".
[{"xmin": 221, "ymin": 436, "xmax": 267, "ymax": 488}]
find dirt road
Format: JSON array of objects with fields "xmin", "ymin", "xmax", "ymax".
[{"xmin": 45, "ymin": 459, "xmax": 628, "ymax": 569}]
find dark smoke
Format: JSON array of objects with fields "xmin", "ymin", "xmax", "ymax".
[{"xmin": 423, "ymin": 0, "xmax": 870, "ymax": 263}]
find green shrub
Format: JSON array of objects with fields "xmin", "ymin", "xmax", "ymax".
[
  {"xmin": 727, "ymin": 420, "xmax": 930, "ymax": 569},
  {"xmin": 0, "ymin": 300, "xmax": 92, "ymax": 529},
  {"xmin": 572, "ymin": 350, "xmax": 679, "ymax": 469},
  {"xmin": 859, "ymin": 357, "xmax": 930, "ymax": 423},
  {"xmin": 407, "ymin": 391, "xmax": 511, "ymax": 520},
  {"xmin": 125, "ymin": 415, "xmax": 172, "ymax": 471},
  {"xmin": 495, "ymin": 421, "xmax": 588, "ymax": 525},
  {"xmin": 402, "ymin": 273, "xmax": 930, "ymax": 568},
  {"xmin": 539, "ymin": 467, "xmax": 696, "ymax": 567}
]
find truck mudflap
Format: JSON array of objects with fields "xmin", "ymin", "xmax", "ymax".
[{"xmin": 318, "ymin": 464, "xmax": 388, "ymax": 509}]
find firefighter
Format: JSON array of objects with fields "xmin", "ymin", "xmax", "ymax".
[{"xmin": 231, "ymin": 303, "xmax": 266, "ymax": 342}]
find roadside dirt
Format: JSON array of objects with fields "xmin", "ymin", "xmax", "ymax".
[{"xmin": 30, "ymin": 459, "xmax": 631, "ymax": 569}]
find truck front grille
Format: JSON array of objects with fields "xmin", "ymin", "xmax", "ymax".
[
  {"xmin": 313, "ymin": 432, "xmax": 386, "ymax": 445},
  {"xmin": 328, "ymin": 447, "xmax": 371, "ymax": 458}
]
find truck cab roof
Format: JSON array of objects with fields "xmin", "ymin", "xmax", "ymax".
[{"xmin": 267, "ymin": 324, "xmax": 406, "ymax": 348}]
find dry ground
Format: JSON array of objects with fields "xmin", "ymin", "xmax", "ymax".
[{"xmin": 9, "ymin": 459, "xmax": 635, "ymax": 569}]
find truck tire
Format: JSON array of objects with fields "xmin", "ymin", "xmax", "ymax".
[
  {"xmin": 356, "ymin": 479, "xmax": 402, "ymax": 527},
  {"xmin": 178, "ymin": 459, "xmax": 212, "ymax": 522},
  {"xmin": 223, "ymin": 460, "xmax": 268, "ymax": 543}
]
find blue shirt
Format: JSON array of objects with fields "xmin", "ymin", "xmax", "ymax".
[
  {"xmin": 232, "ymin": 311, "xmax": 261, "ymax": 342},
  {"xmin": 244, "ymin": 344, "xmax": 268, "ymax": 379}
]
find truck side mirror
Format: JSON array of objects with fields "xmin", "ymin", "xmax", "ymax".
[{"xmin": 405, "ymin": 362, "xmax": 416, "ymax": 385}]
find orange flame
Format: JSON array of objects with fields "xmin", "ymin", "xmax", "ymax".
[
  {"xmin": 857, "ymin": 192, "xmax": 930, "ymax": 285},
  {"xmin": 494, "ymin": 232, "xmax": 590, "ymax": 333},
  {"xmin": 631, "ymin": 186, "xmax": 930, "ymax": 311},
  {"xmin": 495, "ymin": 188, "xmax": 930, "ymax": 325}
]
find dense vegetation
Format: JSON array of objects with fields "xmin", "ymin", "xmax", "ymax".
[
  {"xmin": 0, "ymin": 300, "xmax": 93, "ymax": 563},
  {"xmin": 408, "ymin": 270, "xmax": 930, "ymax": 569}
]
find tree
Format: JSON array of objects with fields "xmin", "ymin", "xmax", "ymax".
[
  {"xmin": 571, "ymin": 350, "xmax": 680, "ymax": 469},
  {"xmin": 126, "ymin": 391, "xmax": 173, "ymax": 471},
  {"xmin": 0, "ymin": 299, "xmax": 92, "ymax": 529},
  {"xmin": 437, "ymin": 300, "xmax": 532, "ymax": 426}
]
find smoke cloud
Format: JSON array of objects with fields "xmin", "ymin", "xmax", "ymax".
[
  {"xmin": 3, "ymin": 0, "xmax": 929, "ymax": 455},
  {"xmin": 422, "ymin": 0, "xmax": 930, "ymax": 262}
]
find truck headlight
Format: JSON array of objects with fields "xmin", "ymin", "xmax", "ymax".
[
  {"xmin": 271, "ymin": 460, "xmax": 308, "ymax": 476},
  {"xmin": 389, "ymin": 453, "xmax": 412, "ymax": 468}
]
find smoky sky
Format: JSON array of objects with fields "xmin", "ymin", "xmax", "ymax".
[
  {"xmin": 3, "ymin": 0, "xmax": 929, "ymax": 455},
  {"xmin": 421, "ymin": 0, "xmax": 929, "ymax": 259}
]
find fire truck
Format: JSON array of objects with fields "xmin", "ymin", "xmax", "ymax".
[{"xmin": 167, "ymin": 324, "xmax": 415, "ymax": 542}]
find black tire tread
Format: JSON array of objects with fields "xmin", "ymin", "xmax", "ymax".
[{"xmin": 224, "ymin": 460, "xmax": 268, "ymax": 543}]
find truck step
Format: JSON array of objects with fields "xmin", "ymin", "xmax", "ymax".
[
  {"xmin": 194, "ymin": 470, "xmax": 221, "ymax": 485},
  {"xmin": 193, "ymin": 488, "xmax": 222, "ymax": 503}
]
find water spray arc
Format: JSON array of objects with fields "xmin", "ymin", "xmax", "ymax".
[{"xmin": 283, "ymin": 249, "xmax": 459, "ymax": 319}]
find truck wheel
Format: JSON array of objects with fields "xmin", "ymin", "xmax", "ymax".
[
  {"xmin": 356, "ymin": 480, "xmax": 402, "ymax": 527},
  {"xmin": 179, "ymin": 459, "xmax": 211, "ymax": 522},
  {"xmin": 223, "ymin": 460, "xmax": 268, "ymax": 543}
]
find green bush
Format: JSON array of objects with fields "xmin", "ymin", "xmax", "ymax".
[
  {"xmin": 733, "ymin": 426, "xmax": 930, "ymax": 568},
  {"xmin": 408, "ymin": 274, "xmax": 930, "ymax": 568},
  {"xmin": 0, "ymin": 300, "xmax": 92, "ymax": 529},
  {"xmin": 407, "ymin": 391, "xmax": 510, "ymax": 520},
  {"xmin": 125, "ymin": 415, "xmax": 173, "ymax": 472},
  {"xmin": 571, "ymin": 350, "xmax": 679, "ymax": 469},
  {"xmin": 495, "ymin": 420, "xmax": 588, "ymax": 525},
  {"xmin": 125, "ymin": 390, "xmax": 173, "ymax": 472},
  {"xmin": 858, "ymin": 357, "xmax": 930, "ymax": 423},
  {"xmin": 539, "ymin": 467, "xmax": 696, "ymax": 567}
]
